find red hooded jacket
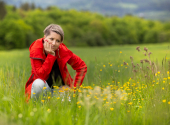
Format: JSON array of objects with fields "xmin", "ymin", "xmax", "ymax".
[{"xmin": 25, "ymin": 38, "xmax": 87, "ymax": 100}]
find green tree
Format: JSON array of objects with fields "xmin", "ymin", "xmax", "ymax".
[
  {"xmin": 0, "ymin": 19, "xmax": 33, "ymax": 49},
  {"xmin": 20, "ymin": 2, "xmax": 30, "ymax": 11},
  {"xmin": 0, "ymin": 1, "xmax": 7, "ymax": 20}
]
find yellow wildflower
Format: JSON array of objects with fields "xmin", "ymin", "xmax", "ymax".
[
  {"xmin": 59, "ymin": 90, "xmax": 64, "ymax": 92},
  {"xmin": 47, "ymin": 109, "xmax": 51, "ymax": 113},
  {"xmin": 110, "ymin": 108, "xmax": 114, "ymax": 111},
  {"xmin": 73, "ymin": 94, "xmax": 76, "ymax": 97},
  {"xmin": 53, "ymin": 86, "xmax": 59, "ymax": 89},
  {"xmin": 162, "ymin": 99, "xmax": 166, "ymax": 103},
  {"xmin": 128, "ymin": 102, "xmax": 133, "ymax": 105},
  {"xmin": 164, "ymin": 78, "xmax": 167, "ymax": 80},
  {"xmin": 87, "ymin": 94, "xmax": 90, "ymax": 97},
  {"xmin": 43, "ymin": 87, "xmax": 47, "ymax": 90}
]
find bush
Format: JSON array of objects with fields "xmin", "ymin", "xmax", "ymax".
[{"xmin": 0, "ymin": 19, "xmax": 32, "ymax": 49}]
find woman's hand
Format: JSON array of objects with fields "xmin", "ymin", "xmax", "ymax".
[{"xmin": 44, "ymin": 40, "xmax": 55, "ymax": 56}]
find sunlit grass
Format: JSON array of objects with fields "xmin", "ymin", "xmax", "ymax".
[{"xmin": 0, "ymin": 43, "xmax": 170, "ymax": 124}]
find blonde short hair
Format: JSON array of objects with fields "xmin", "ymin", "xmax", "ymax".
[{"xmin": 43, "ymin": 24, "xmax": 64, "ymax": 42}]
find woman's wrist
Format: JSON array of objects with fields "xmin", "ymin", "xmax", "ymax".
[
  {"xmin": 48, "ymin": 51, "xmax": 55, "ymax": 56},
  {"xmin": 44, "ymin": 50, "xmax": 55, "ymax": 56}
]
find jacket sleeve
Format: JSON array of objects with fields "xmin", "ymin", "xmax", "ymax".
[
  {"xmin": 30, "ymin": 54, "xmax": 57, "ymax": 80},
  {"xmin": 67, "ymin": 53, "xmax": 87, "ymax": 87}
]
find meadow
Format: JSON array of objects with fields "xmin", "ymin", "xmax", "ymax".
[{"xmin": 0, "ymin": 43, "xmax": 170, "ymax": 125}]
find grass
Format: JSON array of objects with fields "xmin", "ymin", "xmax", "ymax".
[{"xmin": 0, "ymin": 43, "xmax": 170, "ymax": 125}]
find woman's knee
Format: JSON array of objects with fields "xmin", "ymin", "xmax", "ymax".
[
  {"xmin": 32, "ymin": 79, "xmax": 46, "ymax": 91},
  {"xmin": 31, "ymin": 79, "xmax": 49, "ymax": 98}
]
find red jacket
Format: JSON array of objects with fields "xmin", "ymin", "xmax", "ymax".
[{"xmin": 25, "ymin": 38, "xmax": 87, "ymax": 100}]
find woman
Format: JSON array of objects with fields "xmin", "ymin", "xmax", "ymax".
[{"xmin": 25, "ymin": 24, "xmax": 87, "ymax": 101}]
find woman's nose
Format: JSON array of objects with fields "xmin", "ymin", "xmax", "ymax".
[{"xmin": 51, "ymin": 40, "xmax": 55, "ymax": 45}]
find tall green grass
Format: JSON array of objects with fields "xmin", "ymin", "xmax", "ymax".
[{"xmin": 0, "ymin": 43, "xmax": 170, "ymax": 125}]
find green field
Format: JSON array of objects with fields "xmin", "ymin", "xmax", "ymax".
[{"xmin": 0, "ymin": 43, "xmax": 170, "ymax": 125}]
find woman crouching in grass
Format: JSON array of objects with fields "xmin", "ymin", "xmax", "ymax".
[{"xmin": 25, "ymin": 24, "xmax": 87, "ymax": 101}]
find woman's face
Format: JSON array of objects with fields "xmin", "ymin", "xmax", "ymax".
[{"xmin": 44, "ymin": 31, "xmax": 62, "ymax": 51}]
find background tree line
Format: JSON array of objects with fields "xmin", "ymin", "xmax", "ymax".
[
  {"xmin": 0, "ymin": 2, "xmax": 170, "ymax": 49},
  {"xmin": 5, "ymin": 0, "xmax": 170, "ymax": 20}
]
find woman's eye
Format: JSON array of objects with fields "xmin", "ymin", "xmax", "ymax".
[{"xmin": 50, "ymin": 38, "xmax": 53, "ymax": 40}]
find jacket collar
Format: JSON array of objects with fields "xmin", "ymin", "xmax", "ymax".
[{"xmin": 29, "ymin": 38, "xmax": 73, "ymax": 60}]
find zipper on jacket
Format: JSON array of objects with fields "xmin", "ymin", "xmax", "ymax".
[
  {"xmin": 30, "ymin": 57, "xmax": 44, "ymax": 60},
  {"xmin": 58, "ymin": 49, "xmax": 60, "ymax": 58}
]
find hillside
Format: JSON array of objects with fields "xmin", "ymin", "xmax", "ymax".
[{"xmin": 5, "ymin": 0, "xmax": 170, "ymax": 20}]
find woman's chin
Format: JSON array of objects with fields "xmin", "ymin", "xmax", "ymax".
[{"xmin": 52, "ymin": 48, "xmax": 57, "ymax": 51}]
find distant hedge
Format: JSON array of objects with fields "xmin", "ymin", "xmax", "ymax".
[{"xmin": 0, "ymin": 5, "xmax": 170, "ymax": 49}]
